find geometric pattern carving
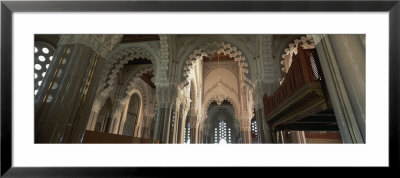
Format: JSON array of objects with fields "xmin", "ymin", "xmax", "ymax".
[
  {"xmin": 184, "ymin": 41, "xmax": 249, "ymax": 82},
  {"xmin": 98, "ymin": 46, "xmax": 155, "ymax": 97}
]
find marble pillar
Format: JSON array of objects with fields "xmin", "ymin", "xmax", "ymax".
[
  {"xmin": 239, "ymin": 119, "xmax": 251, "ymax": 144},
  {"xmin": 34, "ymin": 35, "xmax": 122, "ymax": 143},
  {"xmin": 258, "ymin": 108, "xmax": 273, "ymax": 143},
  {"xmin": 310, "ymin": 34, "xmax": 365, "ymax": 143},
  {"xmin": 152, "ymin": 106, "xmax": 164, "ymax": 143},
  {"xmin": 328, "ymin": 35, "xmax": 366, "ymax": 139},
  {"xmin": 189, "ymin": 116, "xmax": 197, "ymax": 144},
  {"xmin": 161, "ymin": 107, "xmax": 172, "ymax": 143}
]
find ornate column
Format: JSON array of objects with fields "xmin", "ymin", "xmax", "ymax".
[
  {"xmin": 239, "ymin": 118, "xmax": 251, "ymax": 144},
  {"xmin": 153, "ymin": 86, "xmax": 173, "ymax": 143},
  {"xmin": 255, "ymin": 106, "xmax": 273, "ymax": 143},
  {"xmin": 177, "ymin": 105, "xmax": 189, "ymax": 144},
  {"xmin": 161, "ymin": 106, "xmax": 172, "ymax": 143},
  {"xmin": 35, "ymin": 34, "xmax": 122, "ymax": 143},
  {"xmin": 152, "ymin": 103, "xmax": 165, "ymax": 143},
  {"xmin": 189, "ymin": 118, "xmax": 198, "ymax": 144},
  {"xmin": 309, "ymin": 35, "xmax": 365, "ymax": 143}
]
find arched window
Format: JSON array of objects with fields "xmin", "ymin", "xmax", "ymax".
[
  {"xmin": 184, "ymin": 121, "xmax": 190, "ymax": 144},
  {"xmin": 251, "ymin": 118, "xmax": 258, "ymax": 143},
  {"xmin": 251, "ymin": 119, "xmax": 258, "ymax": 137},
  {"xmin": 123, "ymin": 93, "xmax": 141, "ymax": 136},
  {"xmin": 214, "ymin": 121, "xmax": 231, "ymax": 144},
  {"xmin": 169, "ymin": 109, "xmax": 175, "ymax": 143},
  {"xmin": 34, "ymin": 42, "xmax": 55, "ymax": 95}
]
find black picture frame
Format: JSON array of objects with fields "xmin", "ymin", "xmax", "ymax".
[{"xmin": 1, "ymin": 0, "xmax": 399, "ymax": 177}]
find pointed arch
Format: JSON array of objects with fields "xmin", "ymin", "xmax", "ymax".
[
  {"xmin": 121, "ymin": 93, "xmax": 142, "ymax": 136},
  {"xmin": 97, "ymin": 46, "xmax": 157, "ymax": 97}
]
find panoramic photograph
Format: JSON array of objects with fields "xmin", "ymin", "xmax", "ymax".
[{"xmin": 33, "ymin": 34, "xmax": 365, "ymax": 144}]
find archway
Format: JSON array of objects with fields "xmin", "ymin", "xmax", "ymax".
[
  {"xmin": 122, "ymin": 93, "xmax": 141, "ymax": 136},
  {"xmin": 97, "ymin": 46, "xmax": 157, "ymax": 98},
  {"xmin": 182, "ymin": 41, "xmax": 250, "ymax": 83},
  {"xmin": 203, "ymin": 100, "xmax": 239, "ymax": 144}
]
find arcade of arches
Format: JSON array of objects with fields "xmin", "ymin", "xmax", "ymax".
[{"xmin": 34, "ymin": 34, "xmax": 365, "ymax": 144}]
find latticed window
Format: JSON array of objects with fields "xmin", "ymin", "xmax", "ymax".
[
  {"xmin": 309, "ymin": 51, "xmax": 322, "ymax": 80},
  {"xmin": 251, "ymin": 120, "xmax": 258, "ymax": 136},
  {"xmin": 214, "ymin": 121, "xmax": 231, "ymax": 144},
  {"xmin": 184, "ymin": 122, "xmax": 190, "ymax": 144},
  {"xmin": 34, "ymin": 42, "xmax": 55, "ymax": 95}
]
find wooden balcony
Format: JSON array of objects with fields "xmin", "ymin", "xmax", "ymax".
[{"xmin": 263, "ymin": 47, "xmax": 337, "ymax": 131}]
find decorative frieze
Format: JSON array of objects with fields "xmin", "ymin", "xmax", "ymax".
[
  {"xmin": 97, "ymin": 46, "xmax": 156, "ymax": 98},
  {"xmin": 58, "ymin": 34, "xmax": 122, "ymax": 58}
]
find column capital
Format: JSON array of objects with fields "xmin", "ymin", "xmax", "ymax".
[
  {"xmin": 156, "ymin": 85, "xmax": 176, "ymax": 107},
  {"xmin": 58, "ymin": 35, "xmax": 123, "ymax": 58}
]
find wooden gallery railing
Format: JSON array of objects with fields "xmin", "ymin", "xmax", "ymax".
[
  {"xmin": 82, "ymin": 130, "xmax": 153, "ymax": 143},
  {"xmin": 263, "ymin": 47, "xmax": 329, "ymax": 131}
]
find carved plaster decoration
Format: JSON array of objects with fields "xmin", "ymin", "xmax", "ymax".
[
  {"xmin": 174, "ymin": 81, "xmax": 192, "ymax": 123},
  {"xmin": 156, "ymin": 85, "xmax": 176, "ymax": 106},
  {"xmin": 156, "ymin": 35, "xmax": 170, "ymax": 87},
  {"xmin": 58, "ymin": 34, "xmax": 122, "ymax": 58},
  {"xmin": 203, "ymin": 78, "xmax": 238, "ymax": 100},
  {"xmin": 203, "ymin": 97, "xmax": 239, "ymax": 122},
  {"xmin": 213, "ymin": 83, "xmax": 226, "ymax": 106},
  {"xmin": 123, "ymin": 66, "xmax": 154, "ymax": 96},
  {"xmin": 97, "ymin": 46, "xmax": 156, "ymax": 98},
  {"xmin": 183, "ymin": 41, "xmax": 249, "ymax": 83},
  {"xmin": 120, "ymin": 75, "xmax": 155, "ymax": 135},
  {"xmin": 100, "ymin": 42, "xmax": 160, "ymax": 90},
  {"xmin": 91, "ymin": 66, "xmax": 155, "ymax": 128},
  {"xmin": 281, "ymin": 36, "xmax": 315, "ymax": 74},
  {"xmin": 202, "ymin": 61, "xmax": 239, "ymax": 80}
]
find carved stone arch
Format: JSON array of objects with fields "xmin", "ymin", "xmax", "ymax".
[
  {"xmin": 178, "ymin": 37, "xmax": 253, "ymax": 71},
  {"xmin": 203, "ymin": 96, "xmax": 239, "ymax": 121},
  {"xmin": 119, "ymin": 89, "xmax": 143, "ymax": 135},
  {"xmin": 218, "ymin": 36, "xmax": 256, "ymax": 79},
  {"xmin": 97, "ymin": 46, "xmax": 156, "ymax": 97},
  {"xmin": 178, "ymin": 40, "xmax": 252, "ymax": 83},
  {"xmin": 208, "ymin": 104, "xmax": 237, "ymax": 121},
  {"xmin": 123, "ymin": 66, "xmax": 154, "ymax": 96},
  {"xmin": 123, "ymin": 78, "xmax": 150, "ymax": 119}
]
